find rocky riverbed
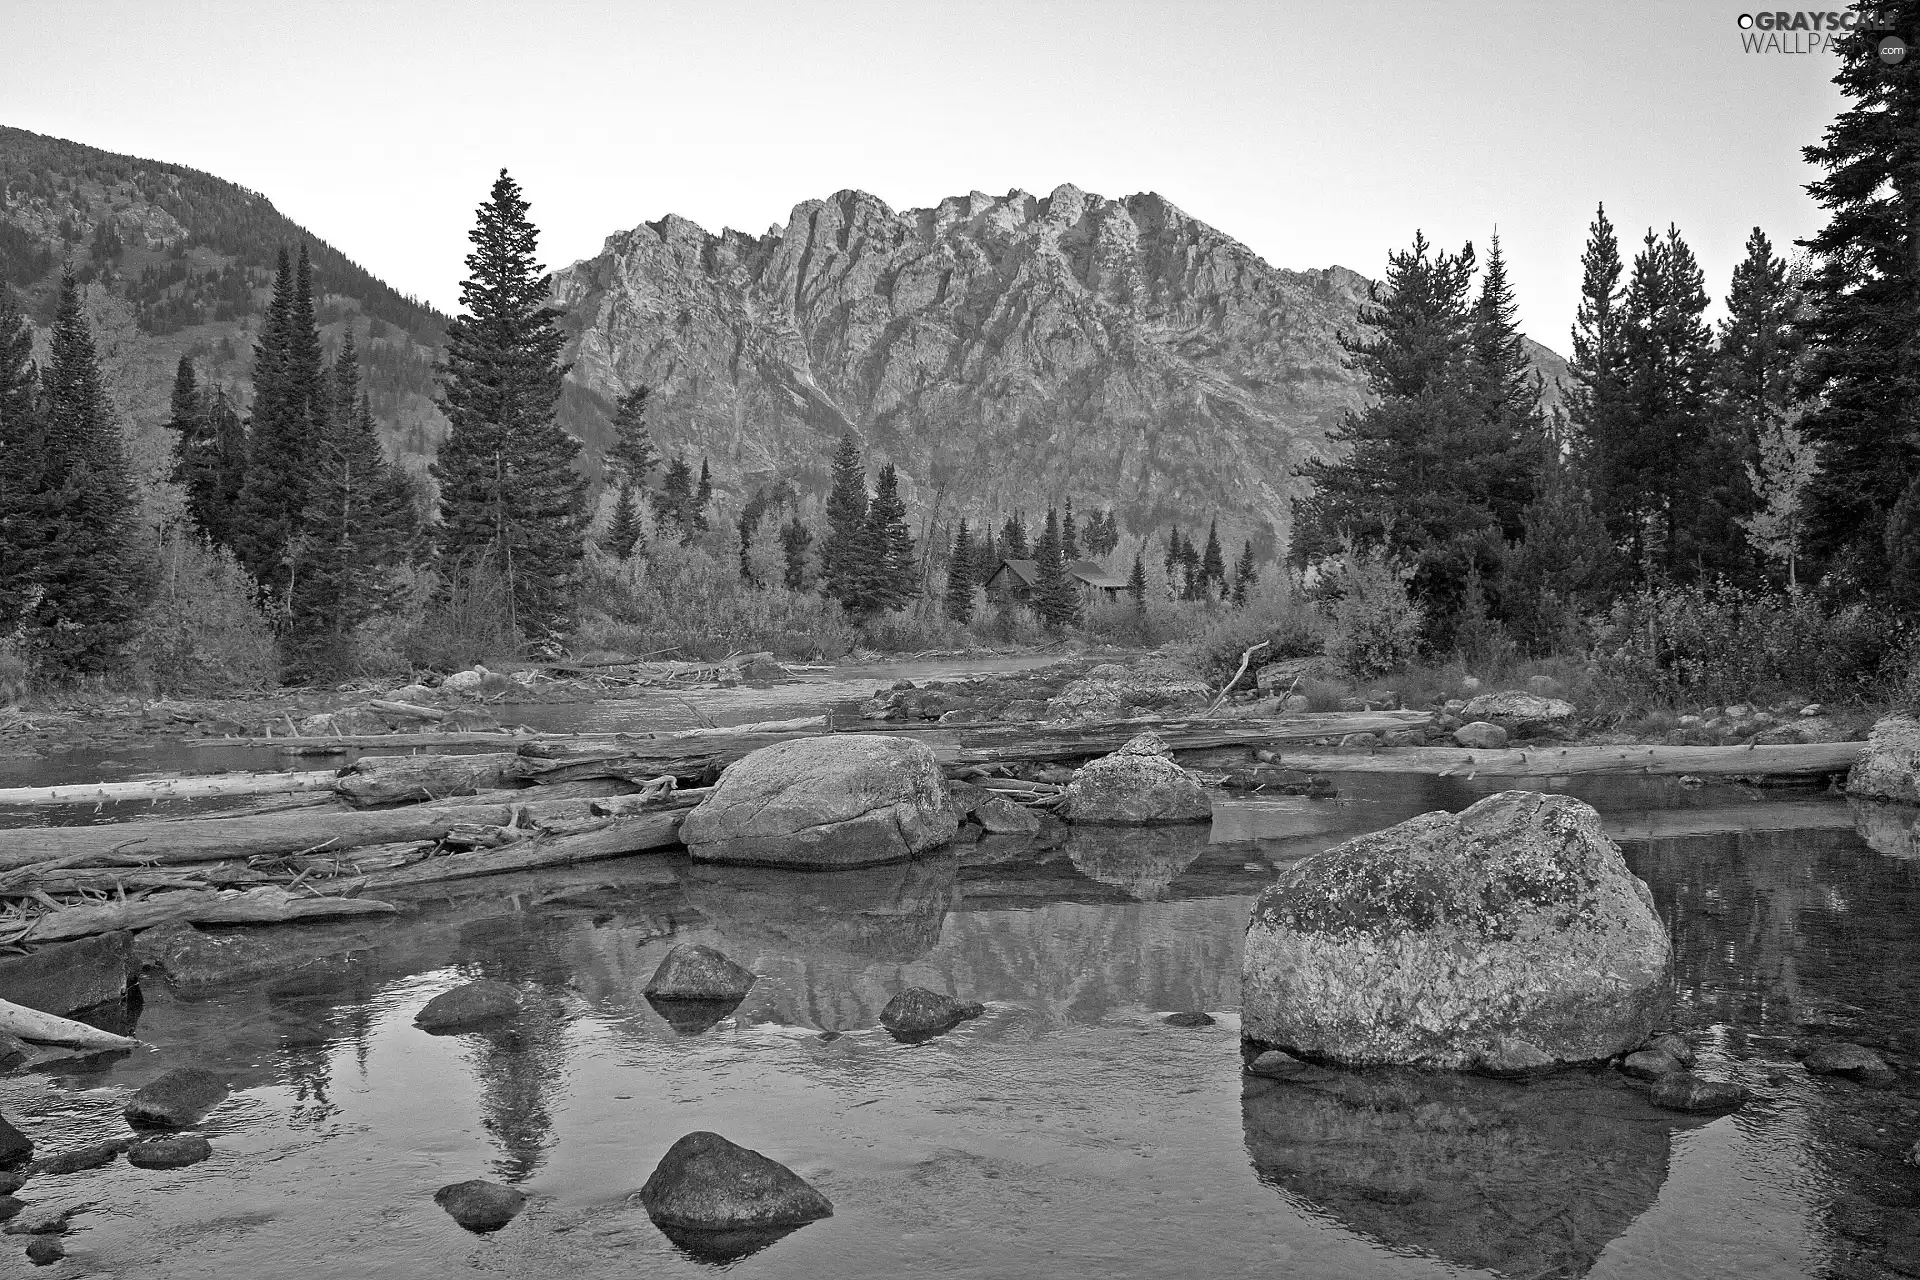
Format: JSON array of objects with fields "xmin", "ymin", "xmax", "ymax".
[{"xmin": 0, "ymin": 772, "xmax": 1913, "ymax": 1277}]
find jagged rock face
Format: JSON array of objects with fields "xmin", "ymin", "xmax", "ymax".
[{"xmin": 553, "ymin": 185, "xmax": 1566, "ymax": 549}]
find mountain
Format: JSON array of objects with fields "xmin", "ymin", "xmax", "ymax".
[
  {"xmin": 553, "ymin": 184, "xmax": 1569, "ymax": 557},
  {"xmin": 0, "ymin": 125, "xmax": 451, "ymax": 477}
]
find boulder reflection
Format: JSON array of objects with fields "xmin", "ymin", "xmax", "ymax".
[
  {"xmin": 676, "ymin": 854, "xmax": 959, "ymax": 966},
  {"xmin": 1064, "ymin": 826, "xmax": 1205, "ymax": 900},
  {"xmin": 1242, "ymin": 1067, "xmax": 1691, "ymax": 1278}
]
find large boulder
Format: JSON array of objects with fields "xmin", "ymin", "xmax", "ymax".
[
  {"xmin": 878, "ymin": 987, "xmax": 985, "ymax": 1041},
  {"xmin": 1061, "ymin": 732, "xmax": 1212, "ymax": 825},
  {"xmin": 644, "ymin": 944, "xmax": 755, "ymax": 1001},
  {"xmin": 1847, "ymin": 715, "xmax": 1920, "ymax": 804},
  {"xmin": 638, "ymin": 1132, "xmax": 832, "ymax": 1233},
  {"xmin": 680, "ymin": 736, "xmax": 957, "ymax": 867},
  {"xmin": 1460, "ymin": 691, "xmax": 1575, "ymax": 736},
  {"xmin": 1045, "ymin": 659, "xmax": 1211, "ymax": 722},
  {"xmin": 414, "ymin": 980, "xmax": 520, "ymax": 1033},
  {"xmin": 1242, "ymin": 790, "xmax": 1671, "ymax": 1071}
]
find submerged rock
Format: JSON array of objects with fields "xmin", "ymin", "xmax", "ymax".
[
  {"xmin": 1242, "ymin": 790, "xmax": 1671, "ymax": 1071},
  {"xmin": 681, "ymin": 735, "xmax": 957, "ymax": 867},
  {"xmin": 644, "ymin": 944, "xmax": 756, "ymax": 1002},
  {"xmin": 1641, "ymin": 1032, "xmax": 1696, "ymax": 1067},
  {"xmin": 879, "ymin": 987, "xmax": 985, "ymax": 1041},
  {"xmin": 0, "ymin": 1198, "xmax": 20, "ymax": 1223},
  {"xmin": 1802, "ymin": 1042, "xmax": 1894, "ymax": 1080},
  {"xmin": 127, "ymin": 1135, "xmax": 213, "ymax": 1170},
  {"xmin": 24, "ymin": 1237, "xmax": 62, "ymax": 1265},
  {"xmin": 0, "ymin": 1117, "xmax": 30, "ymax": 1170},
  {"xmin": 638, "ymin": 1131, "xmax": 832, "ymax": 1234},
  {"xmin": 29, "ymin": 1140, "xmax": 126, "ymax": 1175},
  {"xmin": 1649, "ymin": 1073, "xmax": 1750, "ymax": 1113},
  {"xmin": 3, "ymin": 1205, "xmax": 78, "ymax": 1236},
  {"xmin": 1849, "ymin": 716, "xmax": 1920, "ymax": 803},
  {"xmin": 1163, "ymin": 1011, "xmax": 1215, "ymax": 1027},
  {"xmin": 414, "ymin": 980, "xmax": 520, "ymax": 1033},
  {"xmin": 125, "ymin": 1068, "xmax": 229, "ymax": 1129},
  {"xmin": 0, "ymin": 931, "xmax": 137, "ymax": 1018},
  {"xmin": 1621, "ymin": 1048, "xmax": 1685, "ymax": 1080},
  {"xmin": 434, "ymin": 1179, "xmax": 526, "ymax": 1232},
  {"xmin": 1061, "ymin": 732, "xmax": 1212, "ymax": 826}
]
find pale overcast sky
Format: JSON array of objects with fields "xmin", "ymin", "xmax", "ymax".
[{"xmin": 4, "ymin": 0, "xmax": 1847, "ymax": 353}]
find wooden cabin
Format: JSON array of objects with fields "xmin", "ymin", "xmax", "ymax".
[{"xmin": 983, "ymin": 558, "xmax": 1128, "ymax": 604}]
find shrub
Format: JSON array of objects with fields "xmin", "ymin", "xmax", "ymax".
[
  {"xmin": 575, "ymin": 542, "xmax": 858, "ymax": 661},
  {"xmin": 131, "ymin": 533, "xmax": 279, "ymax": 694},
  {"xmin": 1185, "ymin": 580, "xmax": 1325, "ymax": 686},
  {"xmin": 1319, "ymin": 549, "xmax": 1425, "ymax": 681},
  {"xmin": 402, "ymin": 553, "xmax": 520, "ymax": 672}
]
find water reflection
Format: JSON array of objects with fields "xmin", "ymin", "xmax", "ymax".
[
  {"xmin": 1065, "ymin": 826, "xmax": 1205, "ymax": 900},
  {"xmin": 1242, "ymin": 1067, "xmax": 1691, "ymax": 1277},
  {"xmin": 676, "ymin": 856, "xmax": 960, "ymax": 966}
]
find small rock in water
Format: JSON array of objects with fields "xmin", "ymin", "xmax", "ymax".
[
  {"xmin": 24, "ymin": 1237, "xmax": 62, "ymax": 1265},
  {"xmin": 638, "ymin": 1131, "xmax": 832, "ymax": 1232},
  {"xmin": 127, "ymin": 1135, "xmax": 213, "ymax": 1170},
  {"xmin": 414, "ymin": 980, "xmax": 520, "ymax": 1033},
  {"xmin": 1621, "ymin": 1048, "xmax": 1684, "ymax": 1080},
  {"xmin": 1642, "ymin": 1033, "xmax": 1696, "ymax": 1067},
  {"xmin": 1452, "ymin": 721, "xmax": 1509, "ymax": 750},
  {"xmin": 1246, "ymin": 1050, "xmax": 1307, "ymax": 1078},
  {"xmin": 1162, "ymin": 1011, "xmax": 1216, "ymax": 1028},
  {"xmin": 0, "ymin": 1116, "xmax": 31, "ymax": 1170},
  {"xmin": 434, "ymin": 1179, "xmax": 526, "ymax": 1232},
  {"xmin": 1649, "ymin": 1073, "xmax": 1750, "ymax": 1114},
  {"xmin": 0, "ymin": 1173, "xmax": 23, "ymax": 1196},
  {"xmin": 879, "ymin": 987, "xmax": 986, "ymax": 1041},
  {"xmin": 3, "ymin": 1205, "xmax": 78, "ymax": 1236},
  {"xmin": 974, "ymin": 796, "xmax": 1042, "ymax": 834},
  {"xmin": 125, "ymin": 1067, "xmax": 230, "ymax": 1129},
  {"xmin": 1803, "ymin": 1042, "xmax": 1893, "ymax": 1080},
  {"xmin": 29, "ymin": 1140, "xmax": 126, "ymax": 1175},
  {"xmin": 643, "ymin": 944, "xmax": 756, "ymax": 1002},
  {"xmin": 1905, "ymin": 1139, "xmax": 1920, "ymax": 1167},
  {"xmin": 0, "ymin": 1033, "xmax": 28, "ymax": 1070},
  {"xmin": 1475, "ymin": 1036, "xmax": 1558, "ymax": 1075},
  {"xmin": 0, "ymin": 1197, "xmax": 23, "ymax": 1223}
]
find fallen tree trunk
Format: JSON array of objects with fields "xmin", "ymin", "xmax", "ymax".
[
  {"xmin": 0, "ymin": 803, "xmax": 517, "ymax": 868},
  {"xmin": 6, "ymin": 886, "xmax": 398, "ymax": 945},
  {"xmin": 1262, "ymin": 741, "xmax": 1863, "ymax": 778},
  {"xmin": 335, "ymin": 752, "xmax": 521, "ymax": 806},
  {"xmin": 366, "ymin": 698, "xmax": 445, "ymax": 721},
  {"xmin": 188, "ymin": 731, "xmax": 528, "ymax": 749},
  {"xmin": 944, "ymin": 713, "xmax": 1434, "ymax": 766},
  {"xmin": 348, "ymin": 812, "xmax": 684, "ymax": 893},
  {"xmin": 0, "ymin": 769, "xmax": 341, "ymax": 810},
  {"xmin": 0, "ymin": 996, "xmax": 140, "ymax": 1050}
]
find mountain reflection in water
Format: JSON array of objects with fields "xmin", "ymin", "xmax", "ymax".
[{"xmin": 0, "ymin": 777, "xmax": 1913, "ymax": 1280}]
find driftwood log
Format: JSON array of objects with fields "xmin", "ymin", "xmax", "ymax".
[
  {"xmin": 0, "ymin": 997, "xmax": 140, "ymax": 1050},
  {"xmin": 0, "ymin": 803, "xmax": 523, "ymax": 867},
  {"xmin": 335, "ymin": 752, "xmax": 521, "ymax": 806},
  {"xmin": 6, "ymin": 886, "xmax": 398, "ymax": 945},
  {"xmin": 1262, "ymin": 741, "xmax": 1864, "ymax": 778},
  {"xmin": 0, "ymin": 769, "xmax": 342, "ymax": 810},
  {"xmin": 346, "ymin": 811, "xmax": 685, "ymax": 894}
]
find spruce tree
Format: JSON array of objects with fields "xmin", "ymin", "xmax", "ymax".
[
  {"xmin": 656, "ymin": 456, "xmax": 693, "ymax": 538},
  {"xmin": 780, "ymin": 515, "xmax": 812, "ymax": 590},
  {"xmin": 1505, "ymin": 434, "xmax": 1612, "ymax": 654},
  {"xmin": 607, "ymin": 481, "xmax": 644, "ymax": 558},
  {"xmin": 1468, "ymin": 231, "xmax": 1546, "ymax": 537},
  {"xmin": 1033, "ymin": 507, "xmax": 1079, "ymax": 627},
  {"xmin": 857, "ymin": 462, "xmax": 916, "ymax": 613},
  {"xmin": 945, "ymin": 519, "xmax": 975, "ymax": 623},
  {"xmin": 1232, "ymin": 540, "xmax": 1257, "ymax": 606},
  {"xmin": 433, "ymin": 170, "xmax": 587, "ymax": 639},
  {"xmin": 821, "ymin": 434, "xmax": 869, "ymax": 605},
  {"xmin": 1798, "ymin": 26, "xmax": 1920, "ymax": 593},
  {"xmin": 692, "ymin": 459, "xmax": 713, "ymax": 534},
  {"xmin": 1000, "ymin": 513, "xmax": 1029, "ymax": 561},
  {"xmin": 974, "ymin": 526, "xmax": 997, "ymax": 586},
  {"xmin": 1201, "ymin": 520, "xmax": 1226, "ymax": 595},
  {"xmin": 1062, "ymin": 497, "xmax": 1079, "ymax": 561},
  {"xmin": 1717, "ymin": 228, "xmax": 1801, "ymax": 438},
  {"xmin": 1128, "ymin": 551, "xmax": 1148, "ymax": 614},
  {"xmin": 0, "ymin": 287, "xmax": 44, "ymax": 636},
  {"xmin": 608, "ymin": 385, "xmax": 659, "ymax": 482},
  {"xmin": 35, "ymin": 272, "xmax": 148, "ymax": 674},
  {"xmin": 289, "ymin": 333, "xmax": 401, "ymax": 676},
  {"xmin": 1567, "ymin": 204, "xmax": 1630, "ymax": 588},
  {"xmin": 232, "ymin": 246, "xmax": 328, "ymax": 590},
  {"xmin": 205, "ymin": 384, "xmax": 247, "ymax": 546}
]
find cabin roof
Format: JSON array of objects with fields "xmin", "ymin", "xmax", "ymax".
[{"xmin": 1067, "ymin": 559, "xmax": 1128, "ymax": 590}]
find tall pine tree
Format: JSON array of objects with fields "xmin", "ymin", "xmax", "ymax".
[
  {"xmin": 0, "ymin": 286, "xmax": 44, "ymax": 637},
  {"xmin": 780, "ymin": 515, "xmax": 812, "ymax": 590},
  {"xmin": 1798, "ymin": 15, "xmax": 1920, "ymax": 594},
  {"xmin": 433, "ymin": 170, "xmax": 587, "ymax": 640},
  {"xmin": 945, "ymin": 519, "xmax": 975, "ymax": 623},
  {"xmin": 1062, "ymin": 496, "xmax": 1080, "ymax": 561},
  {"xmin": 821, "ymin": 434, "xmax": 870, "ymax": 606},
  {"xmin": 35, "ymin": 272, "xmax": 148, "ymax": 674},
  {"xmin": 1567, "ymin": 204, "xmax": 1630, "ymax": 589},
  {"xmin": 1033, "ymin": 507, "xmax": 1079, "ymax": 628},
  {"xmin": 233, "ymin": 245, "xmax": 328, "ymax": 592},
  {"xmin": 856, "ymin": 462, "xmax": 916, "ymax": 613}
]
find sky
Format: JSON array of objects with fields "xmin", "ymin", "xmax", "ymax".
[{"xmin": 3, "ymin": 0, "xmax": 1850, "ymax": 353}]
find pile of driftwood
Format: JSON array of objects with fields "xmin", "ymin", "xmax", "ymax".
[{"xmin": 0, "ymin": 711, "xmax": 1869, "ymax": 947}]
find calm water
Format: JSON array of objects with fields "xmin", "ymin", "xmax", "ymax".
[{"xmin": 2, "ymin": 776, "xmax": 1917, "ymax": 1278}]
